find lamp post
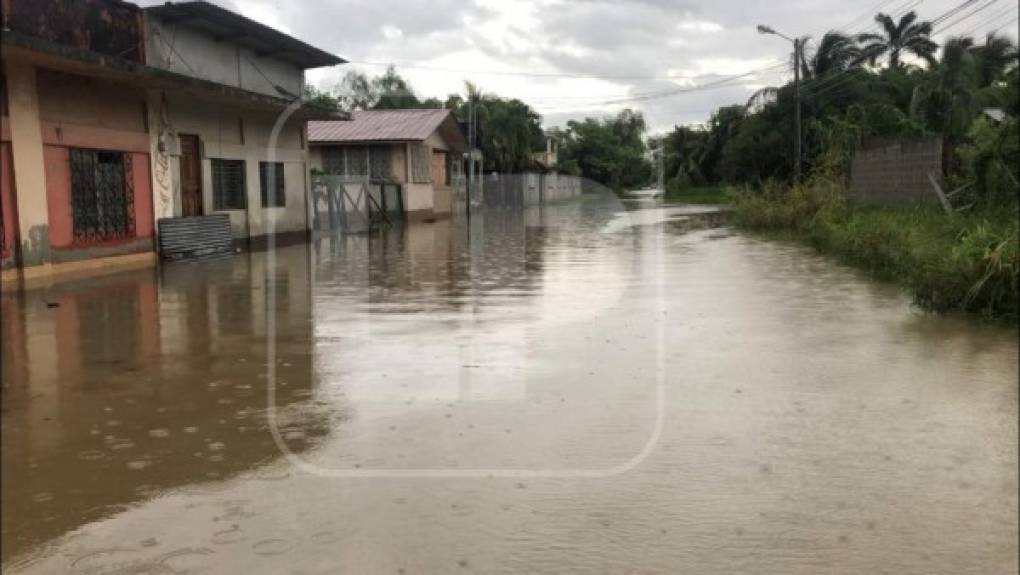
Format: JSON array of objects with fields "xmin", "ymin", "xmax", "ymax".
[{"xmin": 758, "ymin": 24, "xmax": 802, "ymax": 182}]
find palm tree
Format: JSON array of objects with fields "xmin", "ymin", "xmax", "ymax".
[
  {"xmin": 747, "ymin": 31, "xmax": 863, "ymax": 109},
  {"xmin": 911, "ymin": 36, "xmax": 979, "ymax": 175},
  {"xmin": 971, "ymin": 33, "xmax": 1018, "ymax": 87},
  {"xmin": 858, "ymin": 11, "xmax": 939, "ymax": 68},
  {"xmin": 805, "ymin": 32, "xmax": 865, "ymax": 78}
]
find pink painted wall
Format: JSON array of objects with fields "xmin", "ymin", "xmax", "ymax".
[
  {"xmin": 44, "ymin": 145, "xmax": 73, "ymax": 249},
  {"xmin": 131, "ymin": 152, "xmax": 153, "ymax": 239}
]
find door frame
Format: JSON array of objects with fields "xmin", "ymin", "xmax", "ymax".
[{"xmin": 178, "ymin": 133, "xmax": 203, "ymax": 217}]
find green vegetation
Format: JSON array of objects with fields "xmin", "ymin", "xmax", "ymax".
[
  {"xmin": 659, "ymin": 12, "xmax": 1018, "ymax": 202},
  {"xmin": 553, "ymin": 109, "xmax": 653, "ymax": 191},
  {"xmin": 662, "ymin": 184, "xmax": 728, "ymax": 204},
  {"xmin": 651, "ymin": 10, "xmax": 1018, "ymax": 320},
  {"xmin": 313, "ymin": 68, "xmax": 653, "ymax": 190},
  {"xmin": 730, "ymin": 180, "xmax": 1018, "ymax": 320}
]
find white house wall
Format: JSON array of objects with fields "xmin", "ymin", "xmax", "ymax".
[
  {"xmin": 145, "ymin": 17, "xmax": 304, "ymax": 99},
  {"xmin": 152, "ymin": 93, "xmax": 309, "ymax": 241}
]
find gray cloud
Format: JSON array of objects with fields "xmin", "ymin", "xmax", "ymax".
[{"xmin": 137, "ymin": 0, "xmax": 1019, "ymax": 132}]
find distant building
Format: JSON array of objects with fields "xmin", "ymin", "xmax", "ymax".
[
  {"xmin": 308, "ymin": 109, "xmax": 467, "ymax": 221},
  {"xmin": 532, "ymin": 135, "xmax": 559, "ymax": 172},
  {"xmin": 1, "ymin": 0, "xmax": 344, "ymax": 284}
]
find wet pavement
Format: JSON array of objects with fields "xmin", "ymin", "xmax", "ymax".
[{"xmin": 2, "ymin": 193, "xmax": 1017, "ymax": 574}]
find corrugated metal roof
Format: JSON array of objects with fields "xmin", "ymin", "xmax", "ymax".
[{"xmin": 307, "ymin": 109, "xmax": 454, "ymax": 143}]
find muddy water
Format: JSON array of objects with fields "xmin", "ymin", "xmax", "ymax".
[{"xmin": 2, "ymin": 194, "xmax": 1016, "ymax": 574}]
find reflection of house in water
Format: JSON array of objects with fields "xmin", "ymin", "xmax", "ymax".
[
  {"xmin": 0, "ymin": 246, "xmax": 330, "ymax": 562},
  {"xmin": 309, "ymin": 203, "xmax": 597, "ymax": 406}
]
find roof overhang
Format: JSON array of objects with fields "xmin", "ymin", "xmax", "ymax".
[
  {"xmin": 2, "ymin": 30, "xmax": 349, "ymax": 121},
  {"xmin": 144, "ymin": 1, "xmax": 345, "ymax": 69}
]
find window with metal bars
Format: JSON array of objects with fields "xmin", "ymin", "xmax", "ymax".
[
  {"xmin": 369, "ymin": 145, "xmax": 392, "ymax": 181},
  {"xmin": 320, "ymin": 146, "xmax": 393, "ymax": 181},
  {"xmin": 69, "ymin": 149, "xmax": 135, "ymax": 242},
  {"xmin": 212, "ymin": 159, "xmax": 246, "ymax": 210},
  {"xmin": 321, "ymin": 147, "xmax": 345, "ymax": 175},
  {"xmin": 259, "ymin": 162, "xmax": 286, "ymax": 207}
]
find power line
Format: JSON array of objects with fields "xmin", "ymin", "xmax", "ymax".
[
  {"xmin": 959, "ymin": 4, "xmax": 1019, "ymax": 36},
  {"xmin": 533, "ymin": 63, "xmax": 788, "ymax": 112},
  {"xmin": 991, "ymin": 15, "xmax": 1019, "ymax": 34},
  {"xmin": 932, "ymin": 0, "xmax": 982, "ymax": 25},
  {"xmin": 343, "ymin": 59, "xmax": 745, "ymax": 82},
  {"xmin": 934, "ymin": 0, "xmax": 1002, "ymax": 34},
  {"xmin": 805, "ymin": 0, "xmax": 991, "ymax": 97}
]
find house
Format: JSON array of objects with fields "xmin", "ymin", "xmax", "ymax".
[
  {"xmin": 307, "ymin": 109, "xmax": 467, "ymax": 222},
  {"xmin": 142, "ymin": 1, "xmax": 345, "ymax": 248},
  {"xmin": 1, "ymin": 0, "xmax": 344, "ymax": 284}
]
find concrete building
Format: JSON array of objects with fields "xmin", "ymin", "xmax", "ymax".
[
  {"xmin": 308, "ymin": 109, "xmax": 467, "ymax": 222},
  {"xmin": 1, "ymin": 0, "xmax": 344, "ymax": 285}
]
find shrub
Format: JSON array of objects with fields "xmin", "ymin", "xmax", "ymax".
[{"xmin": 730, "ymin": 180, "xmax": 1018, "ymax": 320}]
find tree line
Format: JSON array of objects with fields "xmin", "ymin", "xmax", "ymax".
[
  {"xmin": 305, "ymin": 67, "xmax": 653, "ymax": 187},
  {"xmin": 659, "ymin": 11, "xmax": 1019, "ymax": 208}
]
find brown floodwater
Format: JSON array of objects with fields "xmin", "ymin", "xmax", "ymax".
[{"xmin": 2, "ymin": 193, "xmax": 1017, "ymax": 574}]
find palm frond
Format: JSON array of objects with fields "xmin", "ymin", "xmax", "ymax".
[{"xmin": 746, "ymin": 86, "xmax": 779, "ymax": 111}]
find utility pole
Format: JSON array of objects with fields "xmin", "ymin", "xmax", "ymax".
[
  {"xmin": 793, "ymin": 37, "xmax": 802, "ymax": 182},
  {"xmin": 758, "ymin": 24, "xmax": 803, "ymax": 182},
  {"xmin": 656, "ymin": 147, "xmax": 664, "ymax": 193},
  {"xmin": 466, "ymin": 94, "xmax": 474, "ymax": 217}
]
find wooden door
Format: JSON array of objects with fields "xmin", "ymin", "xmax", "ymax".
[
  {"xmin": 431, "ymin": 151, "xmax": 447, "ymax": 189},
  {"xmin": 179, "ymin": 134, "xmax": 202, "ymax": 217}
]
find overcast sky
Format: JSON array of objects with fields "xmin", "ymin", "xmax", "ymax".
[{"xmin": 148, "ymin": 0, "xmax": 1018, "ymax": 133}]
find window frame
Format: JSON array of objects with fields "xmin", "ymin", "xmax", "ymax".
[
  {"xmin": 259, "ymin": 161, "xmax": 286, "ymax": 208},
  {"xmin": 211, "ymin": 158, "xmax": 247, "ymax": 211},
  {"xmin": 68, "ymin": 147, "xmax": 135, "ymax": 243}
]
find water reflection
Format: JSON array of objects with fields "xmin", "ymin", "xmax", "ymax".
[
  {"xmin": 1, "ymin": 195, "xmax": 1016, "ymax": 574},
  {"xmin": 1, "ymin": 250, "xmax": 331, "ymax": 563}
]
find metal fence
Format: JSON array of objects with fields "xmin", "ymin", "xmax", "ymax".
[
  {"xmin": 311, "ymin": 175, "xmax": 402, "ymax": 234},
  {"xmin": 453, "ymin": 172, "xmax": 583, "ymax": 210}
]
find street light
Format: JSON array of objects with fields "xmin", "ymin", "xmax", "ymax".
[{"xmin": 758, "ymin": 23, "xmax": 802, "ymax": 182}]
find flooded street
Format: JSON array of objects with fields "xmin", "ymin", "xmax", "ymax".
[{"xmin": 2, "ymin": 193, "xmax": 1016, "ymax": 574}]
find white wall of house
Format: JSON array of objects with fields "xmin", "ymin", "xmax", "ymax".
[
  {"xmin": 151, "ymin": 93, "xmax": 309, "ymax": 240},
  {"xmin": 145, "ymin": 16, "xmax": 304, "ymax": 99}
]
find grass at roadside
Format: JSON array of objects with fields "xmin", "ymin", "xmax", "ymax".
[
  {"xmin": 662, "ymin": 185, "xmax": 729, "ymax": 204},
  {"xmin": 728, "ymin": 180, "xmax": 1018, "ymax": 321}
]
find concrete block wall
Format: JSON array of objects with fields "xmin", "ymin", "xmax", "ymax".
[{"xmin": 849, "ymin": 138, "xmax": 942, "ymax": 205}]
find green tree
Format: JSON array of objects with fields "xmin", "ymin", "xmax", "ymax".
[
  {"xmin": 806, "ymin": 31, "xmax": 865, "ymax": 78},
  {"xmin": 971, "ymin": 33, "xmax": 1018, "ymax": 88},
  {"xmin": 558, "ymin": 109, "xmax": 652, "ymax": 190},
  {"xmin": 858, "ymin": 11, "xmax": 938, "ymax": 68},
  {"xmin": 911, "ymin": 36, "xmax": 979, "ymax": 174},
  {"xmin": 303, "ymin": 84, "xmax": 340, "ymax": 111},
  {"xmin": 447, "ymin": 83, "xmax": 546, "ymax": 173}
]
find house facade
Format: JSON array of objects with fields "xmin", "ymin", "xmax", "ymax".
[
  {"xmin": 1, "ymin": 0, "xmax": 344, "ymax": 285},
  {"xmin": 308, "ymin": 109, "xmax": 467, "ymax": 222}
]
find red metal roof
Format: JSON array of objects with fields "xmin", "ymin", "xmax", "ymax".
[{"xmin": 307, "ymin": 109, "xmax": 456, "ymax": 143}]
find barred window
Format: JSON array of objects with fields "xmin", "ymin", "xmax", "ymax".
[
  {"xmin": 259, "ymin": 162, "xmax": 286, "ymax": 207},
  {"xmin": 322, "ymin": 147, "xmax": 345, "ymax": 175},
  {"xmin": 321, "ymin": 146, "xmax": 377, "ymax": 178},
  {"xmin": 346, "ymin": 145, "xmax": 369, "ymax": 176},
  {"xmin": 369, "ymin": 145, "xmax": 392, "ymax": 180},
  {"xmin": 69, "ymin": 148, "xmax": 135, "ymax": 242},
  {"xmin": 212, "ymin": 159, "xmax": 246, "ymax": 210}
]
